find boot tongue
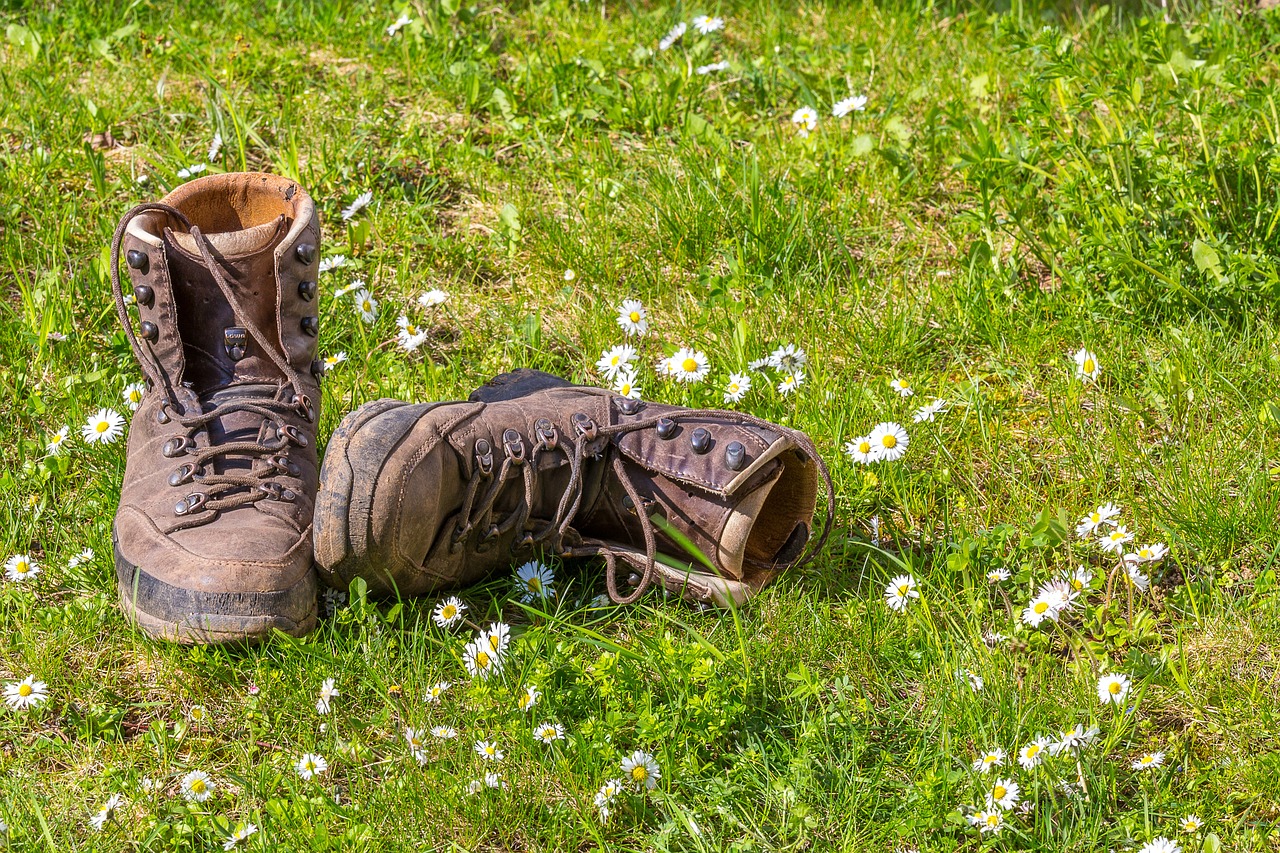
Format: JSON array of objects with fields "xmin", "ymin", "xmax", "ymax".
[
  {"xmin": 162, "ymin": 217, "xmax": 288, "ymax": 389},
  {"xmin": 200, "ymin": 384, "xmax": 282, "ymax": 475}
]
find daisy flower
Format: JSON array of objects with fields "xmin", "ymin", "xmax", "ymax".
[
  {"xmin": 481, "ymin": 622, "xmax": 511, "ymax": 657},
  {"xmin": 1036, "ymin": 578, "xmax": 1079, "ymax": 614},
  {"xmin": 791, "ymin": 106, "xmax": 818, "ymax": 137},
  {"xmin": 1063, "ymin": 565, "xmax": 1093, "ymax": 593},
  {"xmin": 767, "ymin": 344, "xmax": 808, "ymax": 375},
  {"xmin": 912, "ymin": 398, "xmax": 949, "ymax": 422},
  {"xmin": 1075, "ymin": 502, "xmax": 1121, "ymax": 537},
  {"xmin": 667, "ymin": 347, "xmax": 710, "ymax": 383},
  {"xmin": 612, "ymin": 369, "xmax": 642, "ymax": 400},
  {"xmin": 723, "ymin": 372, "xmax": 752, "ymax": 403},
  {"xmin": 318, "ymin": 254, "xmax": 347, "ymax": 272},
  {"xmin": 1021, "ymin": 593, "xmax": 1061, "ymax": 627},
  {"xmin": 223, "ymin": 823, "xmax": 258, "ymax": 850},
  {"xmin": 563, "ymin": 269, "xmax": 575, "ymax": 281},
  {"xmin": 1049, "ymin": 724, "xmax": 1099, "ymax": 756},
  {"xmin": 962, "ymin": 670, "xmax": 983, "ymax": 692},
  {"xmin": 474, "ymin": 740, "xmax": 504, "ymax": 761},
  {"xmin": 889, "ymin": 378, "xmax": 914, "ymax": 397},
  {"xmin": 1125, "ymin": 543, "xmax": 1169, "ymax": 565},
  {"xmin": 1073, "ymin": 348, "xmax": 1101, "ymax": 382},
  {"xmin": 432, "ymin": 596, "xmax": 466, "ymax": 629},
  {"xmin": 1017, "ymin": 737, "xmax": 1050, "ymax": 769},
  {"xmin": 122, "ymin": 381, "xmax": 146, "ymax": 411},
  {"xmin": 177, "ymin": 164, "xmax": 206, "ymax": 179},
  {"xmin": 658, "ymin": 22, "xmax": 686, "ymax": 50},
  {"xmin": 89, "ymin": 793, "xmax": 125, "ymax": 831},
  {"xmin": 595, "ymin": 344, "xmax": 637, "ymax": 380},
  {"xmin": 747, "ymin": 356, "xmax": 770, "ymax": 372},
  {"xmin": 462, "ymin": 640, "xmax": 503, "ymax": 680},
  {"xmin": 424, "ymin": 681, "xmax": 451, "ymax": 704},
  {"xmin": 296, "ymin": 753, "xmax": 328, "ymax": 780},
  {"xmin": 341, "ymin": 190, "xmax": 373, "ymax": 221},
  {"xmin": 987, "ymin": 778, "xmax": 1020, "ymax": 810},
  {"xmin": 353, "ymin": 288, "xmax": 378, "ymax": 324},
  {"xmin": 1132, "ymin": 751, "xmax": 1164, "ymax": 771},
  {"xmin": 534, "ymin": 722, "xmax": 565, "ymax": 744},
  {"xmin": 972, "ymin": 747, "xmax": 1005, "ymax": 773},
  {"xmin": 1138, "ymin": 839, "xmax": 1181, "ymax": 853},
  {"xmin": 843, "ymin": 435, "xmax": 875, "ymax": 464},
  {"xmin": 616, "ymin": 299, "xmax": 648, "ymax": 336},
  {"xmin": 1097, "ymin": 673, "xmax": 1131, "ymax": 706},
  {"xmin": 696, "ymin": 61, "xmax": 730, "ymax": 75},
  {"xmin": 405, "ymin": 728, "xmax": 429, "ymax": 763},
  {"xmin": 187, "ymin": 705, "xmax": 210, "ymax": 725},
  {"xmin": 4, "ymin": 554, "xmax": 39, "ymax": 582},
  {"xmin": 395, "ymin": 316, "xmax": 428, "ymax": 352},
  {"xmin": 692, "ymin": 15, "xmax": 724, "ymax": 33},
  {"xmin": 418, "ymin": 288, "xmax": 449, "ymax": 308},
  {"xmin": 777, "ymin": 372, "xmax": 804, "ymax": 395},
  {"xmin": 518, "ymin": 685, "xmax": 541, "ymax": 712},
  {"xmin": 316, "ymin": 678, "xmax": 339, "ymax": 714},
  {"xmin": 1180, "ymin": 816, "xmax": 1203, "ymax": 833},
  {"xmin": 883, "ymin": 574, "xmax": 918, "ymax": 612},
  {"xmin": 180, "ymin": 770, "xmax": 215, "ymax": 802},
  {"xmin": 969, "ymin": 810, "xmax": 1004, "ymax": 835},
  {"xmin": 387, "ymin": 13, "xmax": 412, "ymax": 35},
  {"xmin": 621, "ymin": 750, "xmax": 661, "ymax": 790},
  {"xmin": 1098, "ymin": 525, "xmax": 1135, "ymax": 554},
  {"xmin": 322, "ymin": 352, "xmax": 347, "ymax": 372},
  {"xmin": 81, "ymin": 408, "xmax": 125, "ymax": 445},
  {"xmin": 46, "ymin": 426, "xmax": 70, "ymax": 456},
  {"xmin": 207, "ymin": 133, "xmax": 223, "ymax": 162},
  {"xmin": 833, "ymin": 94, "xmax": 868, "ymax": 117},
  {"xmin": 868, "ymin": 422, "xmax": 909, "ymax": 462},
  {"xmin": 986, "ymin": 568, "xmax": 1010, "ymax": 583},
  {"xmin": 431, "ymin": 725, "xmax": 459, "ymax": 739},
  {"xmin": 68, "ymin": 548, "xmax": 94, "ymax": 568}
]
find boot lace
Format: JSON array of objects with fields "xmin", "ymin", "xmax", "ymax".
[
  {"xmin": 446, "ymin": 408, "xmax": 835, "ymax": 604},
  {"xmin": 111, "ymin": 202, "xmax": 312, "ymax": 530}
]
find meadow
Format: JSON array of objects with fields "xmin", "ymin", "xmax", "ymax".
[{"xmin": 2, "ymin": 0, "xmax": 1280, "ymax": 849}]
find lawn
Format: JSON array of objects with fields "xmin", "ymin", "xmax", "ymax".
[{"xmin": 2, "ymin": 0, "xmax": 1280, "ymax": 849}]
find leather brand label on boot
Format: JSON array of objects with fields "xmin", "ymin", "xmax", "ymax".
[{"xmin": 223, "ymin": 327, "xmax": 248, "ymax": 361}]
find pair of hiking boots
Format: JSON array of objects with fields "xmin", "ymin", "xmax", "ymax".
[{"xmin": 109, "ymin": 173, "xmax": 832, "ymax": 644}]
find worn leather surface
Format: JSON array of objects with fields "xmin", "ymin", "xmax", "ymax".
[
  {"xmin": 115, "ymin": 173, "xmax": 321, "ymax": 624},
  {"xmin": 316, "ymin": 375, "xmax": 819, "ymax": 605}
]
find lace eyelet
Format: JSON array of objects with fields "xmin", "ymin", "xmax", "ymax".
[
  {"xmin": 162, "ymin": 436, "xmax": 191, "ymax": 458},
  {"xmin": 156, "ymin": 402, "xmax": 172, "ymax": 425},
  {"xmin": 276, "ymin": 424, "xmax": 308, "ymax": 447},
  {"xmin": 502, "ymin": 429, "xmax": 526, "ymax": 465},
  {"xmin": 291, "ymin": 394, "xmax": 315, "ymax": 422},
  {"xmin": 174, "ymin": 493, "xmax": 207, "ymax": 515},
  {"xmin": 269, "ymin": 454, "xmax": 301, "ymax": 477},
  {"xmin": 257, "ymin": 482, "xmax": 285, "ymax": 500},
  {"xmin": 168, "ymin": 463, "xmax": 198, "ymax": 487},
  {"xmin": 474, "ymin": 438, "xmax": 494, "ymax": 476},
  {"xmin": 534, "ymin": 418, "xmax": 557, "ymax": 449},
  {"xmin": 572, "ymin": 413, "xmax": 597, "ymax": 438}
]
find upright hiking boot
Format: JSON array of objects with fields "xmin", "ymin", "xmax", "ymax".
[
  {"xmin": 110, "ymin": 172, "xmax": 323, "ymax": 643},
  {"xmin": 314, "ymin": 369, "xmax": 832, "ymax": 607}
]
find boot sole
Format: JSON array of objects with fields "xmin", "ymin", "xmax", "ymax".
[
  {"xmin": 114, "ymin": 534, "xmax": 317, "ymax": 645},
  {"xmin": 312, "ymin": 398, "xmax": 416, "ymax": 590}
]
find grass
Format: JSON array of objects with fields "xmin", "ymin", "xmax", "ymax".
[{"xmin": 3, "ymin": 0, "xmax": 1280, "ymax": 849}]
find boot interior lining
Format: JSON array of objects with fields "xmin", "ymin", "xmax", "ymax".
[
  {"xmin": 164, "ymin": 173, "xmax": 298, "ymax": 234},
  {"xmin": 743, "ymin": 450, "xmax": 818, "ymax": 567}
]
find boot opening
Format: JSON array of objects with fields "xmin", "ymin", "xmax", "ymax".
[
  {"xmin": 742, "ymin": 449, "xmax": 818, "ymax": 568},
  {"xmin": 164, "ymin": 172, "xmax": 299, "ymax": 234}
]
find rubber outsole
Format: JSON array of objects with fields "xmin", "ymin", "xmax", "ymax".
[{"xmin": 114, "ymin": 535, "xmax": 317, "ymax": 645}]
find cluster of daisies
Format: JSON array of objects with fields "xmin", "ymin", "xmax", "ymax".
[
  {"xmin": 790, "ymin": 93, "xmax": 870, "ymax": 138},
  {"xmin": 2, "ymin": 548, "xmax": 94, "ymax": 586},
  {"xmin": 590, "ymin": 297, "xmax": 811, "ymax": 404},
  {"xmin": 1074, "ymin": 502, "xmax": 1169, "ymax": 592},
  {"xmin": 41, "ymin": 392, "xmax": 134, "ymax": 457}
]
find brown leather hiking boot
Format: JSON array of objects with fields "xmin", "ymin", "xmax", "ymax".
[
  {"xmin": 314, "ymin": 369, "xmax": 832, "ymax": 607},
  {"xmin": 109, "ymin": 172, "xmax": 323, "ymax": 643}
]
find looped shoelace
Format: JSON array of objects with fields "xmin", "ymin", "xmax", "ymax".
[
  {"xmin": 111, "ymin": 202, "xmax": 311, "ymax": 530},
  {"xmin": 447, "ymin": 408, "xmax": 836, "ymax": 605}
]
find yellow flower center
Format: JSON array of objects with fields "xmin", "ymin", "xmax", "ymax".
[
  {"xmin": 993, "ymin": 785, "xmax": 1006, "ymax": 799},
  {"xmin": 897, "ymin": 584, "xmax": 910, "ymax": 596},
  {"xmin": 1141, "ymin": 756, "xmax": 1153, "ymax": 765},
  {"xmin": 631, "ymin": 765, "xmax": 648, "ymax": 781},
  {"xmin": 1034, "ymin": 601, "xmax": 1049, "ymax": 614},
  {"xmin": 1083, "ymin": 358, "xmax": 1095, "ymax": 373},
  {"xmin": 1139, "ymin": 549, "xmax": 1151, "ymax": 558},
  {"xmin": 986, "ymin": 814, "xmax": 1000, "ymax": 827},
  {"xmin": 129, "ymin": 390, "xmax": 141, "ymax": 402},
  {"xmin": 881, "ymin": 435, "xmax": 896, "ymax": 448},
  {"xmin": 191, "ymin": 779, "xmax": 206, "ymax": 794},
  {"xmin": 1109, "ymin": 682, "xmax": 1122, "ymax": 694},
  {"xmin": 682, "ymin": 358, "xmax": 698, "ymax": 373},
  {"xmin": 362, "ymin": 301, "xmax": 371, "ymax": 311},
  {"xmin": 476, "ymin": 651, "xmax": 490, "ymax": 668},
  {"xmin": 16, "ymin": 562, "xmax": 29, "ymax": 574},
  {"xmin": 96, "ymin": 421, "xmax": 109, "ymax": 433},
  {"xmin": 441, "ymin": 604, "xmax": 456, "ymax": 620},
  {"xmin": 18, "ymin": 684, "xmax": 32, "ymax": 697},
  {"xmin": 1026, "ymin": 745, "xmax": 1040, "ymax": 757},
  {"xmin": 487, "ymin": 635, "xmax": 500, "ymax": 652},
  {"xmin": 629, "ymin": 311, "xmax": 640, "ymax": 323},
  {"xmin": 527, "ymin": 577, "xmax": 542, "ymax": 591},
  {"xmin": 1071, "ymin": 579, "xmax": 1083, "ymax": 590},
  {"xmin": 899, "ymin": 381, "xmax": 910, "ymax": 389}
]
